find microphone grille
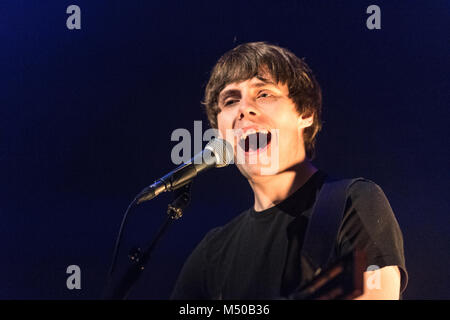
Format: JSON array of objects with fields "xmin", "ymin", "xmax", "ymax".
[{"xmin": 205, "ymin": 138, "xmax": 233, "ymax": 168}]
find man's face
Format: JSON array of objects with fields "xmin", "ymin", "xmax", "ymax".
[{"xmin": 216, "ymin": 74, "xmax": 313, "ymax": 179}]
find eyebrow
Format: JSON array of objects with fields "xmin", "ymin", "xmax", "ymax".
[
  {"xmin": 218, "ymin": 89, "xmax": 240, "ymax": 104},
  {"xmin": 218, "ymin": 78, "xmax": 279, "ymax": 104},
  {"xmin": 253, "ymin": 76, "xmax": 278, "ymax": 87}
]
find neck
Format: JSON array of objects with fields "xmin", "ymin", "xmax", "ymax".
[{"xmin": 248, "ymin": 161, "xmax": 318, "ymax": 212}]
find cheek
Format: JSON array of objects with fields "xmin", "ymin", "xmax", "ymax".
[
  {"xmin": 276, "ymin": 124, "xmax": 303, "ymax": 155},
  {"xmin": 217, "ymin": 112, "xmax": 234, "ymax": 143},
  {"xmin": 216, "ymin": 112, "xmax": 227, "ymax": 135},
  {"xmin": 276, "ymin": 117, "xmax": 301, "ymax": 140},
  {"xmin": 217, "ymin": 112, "xmax": 244, "ymax": 157},
  {"xmin": 217, "ymin": 109, "xmax": 237, "ymax": 131}
]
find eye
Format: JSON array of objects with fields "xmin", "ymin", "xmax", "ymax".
[
  {"xmin": 257, "ymin": 91, "xmax": 273, "ymax": 99},
  {"xmin": 224, "ymin": 99, "xmax": 238, "ymax": 106}
]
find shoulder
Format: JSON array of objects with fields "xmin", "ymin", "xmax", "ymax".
[
  {"xmin": 336, "ymin": 177, "xmax": 399, "ymax": 236},
  {"xmin": 318, "ymin": 176, "xmax": 395, "ymax": 225},
  {"xmin": 317, "ymin": 173, "xmax": 391, "ymax": 211},
  {"xmin": 343, "ymin": 178, "xmax": 396, "ymax": 225},
  {"xmin": 333, "ymin": 177, "xmax": 408, "ymax": 292},
  {"xmin": 346, "ymin": 178, "xmax": 390, "ymax": 204}
]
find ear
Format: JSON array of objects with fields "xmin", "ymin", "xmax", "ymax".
[{"xmin": 297, "ymin": 113, "xmax": 314, "ymax": 129}]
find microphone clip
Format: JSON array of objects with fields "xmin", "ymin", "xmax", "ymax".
[{"xmin": 167, "ymin": 181, "xmax": 192, "ymax": 220}]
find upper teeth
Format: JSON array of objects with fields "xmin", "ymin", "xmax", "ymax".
[{"xmin": 239, "ymin": 128, "xmax": 269, "ymax": 140}]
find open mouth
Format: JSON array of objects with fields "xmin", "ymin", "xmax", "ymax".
[{"xmin": 238, "ymin": 130, "xmax": 272, "ymax": 154}]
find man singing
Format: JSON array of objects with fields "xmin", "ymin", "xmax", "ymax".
[{"xmin": 171, "ymin": 42, "xmax": 407, "ymax": 300}]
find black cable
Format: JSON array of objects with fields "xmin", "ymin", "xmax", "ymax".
[
  {"xmin": 114, "ymin": 214, "xmax": 175, "ymax": 300},
  {"xmin": 103, "ymin": 197, "xmax": 138, "ymax": 298}
]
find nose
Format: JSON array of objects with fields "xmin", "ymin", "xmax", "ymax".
[{"xmin": 238, "ymin": 97, "xmax": 259, "ymax": 121}]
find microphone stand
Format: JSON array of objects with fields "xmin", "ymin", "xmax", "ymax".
[{"xmin": 107, "ymin": 182, "xmax": 192, "ymax": 299}]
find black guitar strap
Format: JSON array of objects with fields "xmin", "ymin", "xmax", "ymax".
[{"xmin": 300, "ymin": 177, "xmax": 365, "ymax": 277}]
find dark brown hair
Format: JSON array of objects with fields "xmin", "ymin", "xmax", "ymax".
[{"xmin": 202, "ymin": 41, "xmax": 322, "ymax": 159}]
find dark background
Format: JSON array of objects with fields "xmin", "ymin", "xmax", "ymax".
[{"xmin": 1, "ymin": 0, "xmax": 449, "ymax": 299}]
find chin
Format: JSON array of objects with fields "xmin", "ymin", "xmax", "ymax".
[{"xmin": 237, "ymin": 162, "xmax": 280, "ymax": 179}]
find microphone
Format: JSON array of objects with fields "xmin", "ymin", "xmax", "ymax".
[{"xmin": 134, "ymin": 138, "xmax": 233, "ymax": 205}]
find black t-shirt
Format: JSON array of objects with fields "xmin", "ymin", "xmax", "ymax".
[{"xmin": 170, "ymin": 170, "xmax": 408, "ymax": 299}]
